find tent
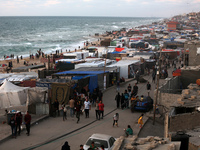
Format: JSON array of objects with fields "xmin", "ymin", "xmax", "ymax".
[
  {"xmin": 0, "ymin": 81, "xmax": 29, "ymax": 108},
  {"xmin": 27, "ymin": 87, "xmax": 48, "ymax": 105}
]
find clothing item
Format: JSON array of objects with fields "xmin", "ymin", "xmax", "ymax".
[
  {"xmin": 69, "ymin": 99, "xmax": 75, "ymax": 108},
  {"xmin": 84, "ymin": 101, "xmax": 91, "ymax": 109},
  {"xmin": 98, "ymin": 103, "xmax": 104, "ymax": 111}
]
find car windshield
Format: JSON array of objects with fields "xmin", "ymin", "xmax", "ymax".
[{"xmin": 86, "ymin": 138, "xmax": 108, "ymax": 148}]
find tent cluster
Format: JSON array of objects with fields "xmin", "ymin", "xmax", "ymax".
[{"xmin": 0, "ymin": 80, "xmax": 47, "ymax": 109}]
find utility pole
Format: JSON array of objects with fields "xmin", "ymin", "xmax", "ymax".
[
  {"xmin": 104, "ymin": 47, "xmax": 108, "ymax": 90},
  {"xmin": 153, "ymin": 48, "xmax": 162, "ymax": 125}
]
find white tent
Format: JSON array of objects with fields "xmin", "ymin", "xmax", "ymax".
[
  {"xmin": 108, "ymin": 60, "xmax": 140, "ymax": 78},
  {"xmin": 0, "ymin": 81, "xmax": 29, "ymax": 108}
]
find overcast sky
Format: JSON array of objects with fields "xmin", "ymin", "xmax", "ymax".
[{"xmin": 0, "ymin": 0, "xmax": 199, "ymax": 17}]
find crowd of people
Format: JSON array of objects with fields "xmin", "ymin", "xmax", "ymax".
[
  {"xmin": 9, "ymin": 111, "xmax": 31, "ymax": 138},
  {"xmin": 53, "ymin": 87, "xmax": 104, "ymax": 124}
]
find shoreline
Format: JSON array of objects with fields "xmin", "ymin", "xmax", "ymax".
[{"xmin": 0, "ymin": 17, "xmax": 165, "ymax": 72}]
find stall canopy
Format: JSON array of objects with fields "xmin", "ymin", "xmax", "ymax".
[{"xmin": 0, "ymin": 81, "xmax": 29, "ymax": 108}]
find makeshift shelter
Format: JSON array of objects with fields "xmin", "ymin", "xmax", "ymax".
[
  {"xmin": 0, "ymin": 81, "xmax": 29, "ymax": 108},
  {"xmin": 27, "ymin": 87, "xmax": 49, "ymax": 115},
  {"xmin": 27, "ymin": 87, "xmax": 48, "ymax": 105},
  {"xmin": 108, "ymin": 60, "xmax": 140, "ymax": 78}
]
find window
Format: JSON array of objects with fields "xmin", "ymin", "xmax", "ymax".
[
  {"xmin": 86, "ymin": 139, "xmax": 108, "ymax": 148},
  {"xmin": 109, "ymin": 137, "xmax": 116, "ymax": 147}
]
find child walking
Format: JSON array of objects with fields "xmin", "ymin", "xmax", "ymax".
[{"xmin": 113, "ymin": 113, "xmax": 119, "ymax": 127}]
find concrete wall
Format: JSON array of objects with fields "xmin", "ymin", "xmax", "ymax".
[
  {"xmin": 158, "ymin": 93, "xmax": 181, "ymax": 113},
  {"xmin": 159, "ymin": 76, "xmax": 181, "ymax": 94},
  {"xmin": 155, "ymin": 76, "xmax": 181, "ymax": 114},
  {"xmin": 180, "ymin": 69, "xmax": 200, "ymax": 89},
  {"xmin": 184, "ymin": 41, "xmax": 200, "ymax": 66},
  {"xmin": 169, "ymin": 112, "xmax": 200, "ymax": 132},
  {"xmin": 36, "ymin": 103, "xmax": 49, "ymax": 115}
]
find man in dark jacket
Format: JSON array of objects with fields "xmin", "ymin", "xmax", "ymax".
[
  {"xmin": 61, "ymin": 141, "xmax": 70, "ymax": 150},
  {"xmin": 9, "ymin": 115, "xmax": 16, "ymax": 138},
  {"xmin": 53, "ymin": 99, "xmax": 59, "ymax": 117},
  {"xmin": 15, "ymin": 111, "xmax": 23, "ymax": 136},
  {"xmin": 24, "ymin": 111, "xmax": 31, "ymax": 136}
]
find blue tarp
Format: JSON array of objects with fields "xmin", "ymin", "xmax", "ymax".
[
  {"xmin": 72, "ymin": 75, "xmax": 98, "ymax": 93},
  {"xmin": 72, "ymin": 76, "xmax": 85, "ymax": 80},
  {"xmin": 55, "ymin": 70, "xmax": 108, "ymax": 75},
  {"xmin": 110, "ymin": 51, "xmax": 121, "ymax": 54},
  {"xmin": 87, "ymin": 75, "xmax": 98, "ymax": 93}
]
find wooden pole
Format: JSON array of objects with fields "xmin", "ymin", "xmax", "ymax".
[{"xmin": 153, "ymin": 49, "xmax": 161, "ymax": 125}]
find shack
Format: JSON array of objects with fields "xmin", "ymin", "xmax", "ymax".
[
  {"xmin": 55, "ymin": 59, "xmax": 85, "ymax": 71},
  {"xmin": 108, "ymin": 60, "xmax": 140, "ymax": 78},
  {"xmin": 52, "ymin": 67, "xmax": 118, "ymax": 91},
  {"xmin": 75, "ymin": 59, "xmax": 116, "ymax": 69}
]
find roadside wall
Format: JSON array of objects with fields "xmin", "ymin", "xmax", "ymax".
[
  {"xmin": 155, "ymin": 76, "xmax": 181, "ymax": 114},
  {"xmin": 169, "ymin": 112, "xmax": 200, "ymax": 132},
  {"xmin": 185, "ymin": 40, "xmax": 200, "ymax": 66},
  {"xmin": 180, "ymin": 69, "xmax": 200, "ymax": 89}
]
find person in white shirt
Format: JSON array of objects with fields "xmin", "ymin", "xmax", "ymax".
[{"xmin": 84, "ymin": 98, "xmax": 91, "ymax": 118}]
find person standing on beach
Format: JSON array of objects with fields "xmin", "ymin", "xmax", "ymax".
[
  {"xmin": 84, "ymin": 98, "xmax": 91, "ymax": 118},
  {"xmin": 17, "ymin": 56, "xmax": 19, "ymax": 64},
  {"xmin": 98, "ymin": 100, "xmax": 104, "ymax": 119},
  {"xmin": 24, "ymin": 111, "xmax": 31, "ymax": 136}
]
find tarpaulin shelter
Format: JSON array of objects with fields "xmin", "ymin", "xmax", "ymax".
[
  {"xmin": 27, "ymin": 87, "xmax": 48, "ymax": 105},
  {"xmin": 108, "ymin": 60, "xmax": 140, "ymax": 78},
  {"xmin": 0, "ymin": 81, "xmax": 29, "ymax": 108},
  {"xmin": 54, "ymin": 70, "xmax": 109, "ymax": 92}
]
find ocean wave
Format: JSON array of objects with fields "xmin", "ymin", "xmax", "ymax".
[
  {"xmin": 112, "ymin": 25, "xmax": 119, "ymax": 29},
  {"xmin": 24, "ymin": 43, "xmax": 32, "ymax": 45},
  {"xmin": 0, "ymin": 16, "xmax": 162, "ymax": 57}
]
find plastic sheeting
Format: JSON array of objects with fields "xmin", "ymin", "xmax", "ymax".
[
  {"xmin": 72, "ymin": 75, "xmax": 98, "ymax": 93},
  {"xmin": 0, "ymin": 81, "xmax": 29, "ymax": 108},
  {"xmin": 27, "ymin": 87, "xmax": 48, "ymax": 105},
  {"xmin": 88, "ymin": 75, "xmax": 98, "ymax": 93}
]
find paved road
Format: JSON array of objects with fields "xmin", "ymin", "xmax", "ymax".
[{"xmin": 0, "ymin": 67, "xmax": 173, "ymax": 150}]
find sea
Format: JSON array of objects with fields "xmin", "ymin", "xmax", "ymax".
[{"xmin": 0, "ymin": 16, "xmax": 162, "ymax": 60}]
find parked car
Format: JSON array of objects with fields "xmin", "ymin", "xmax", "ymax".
[
  {"xmin": 83, "ymin": 133, "xmax": 116, "ymax": 150},
  {"xmin": 131, "ymin": 96, "xmax": 153, "ymax": 112}
]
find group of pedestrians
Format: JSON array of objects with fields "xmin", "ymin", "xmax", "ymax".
[
  {"xmin": 53, "ymin": 88, "xmax": 105, "ymax": 124},
  {"xmin": 9, "ymin": 111, "xmax": 31, "ymax": 138},
  {"xmin": 115, "ymin": 83, "xmax": 139, "ymax": 109}
]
